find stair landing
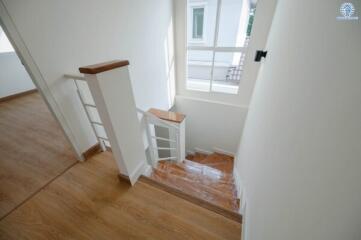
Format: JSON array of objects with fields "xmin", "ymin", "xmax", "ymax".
[{"xmin": 148, "ymin": 152, "xmax": 240, "ymax": 214}]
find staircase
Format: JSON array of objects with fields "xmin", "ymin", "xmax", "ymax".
[
  {"xmin": 65, "ymin": 65, "xmax": 240, "ymax": 222},
  {"xmin": 141, "ymin": 151, "xmax": 241, "ymax": 222}
]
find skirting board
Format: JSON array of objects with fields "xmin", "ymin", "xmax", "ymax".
[
  {"xmin": 233, "ymin": 166, "xmax": 244, "ymax": 214},
  {"xmin": 82, "ymin": 143, "xmax": 102, "ymax": 160},
  {"xmin": 193, "ymin": 147, "xmax": 213, "ymax": 155},
  {"xmin": 191, "ymin": 147, "xmax": 235, "ymax": 157},
  {"xmin": 213, "ymin": 147, "xmax": 235, "ymax": 157},
  {"xmin": 0, "ymin": 89, "xmax": 37, "ymax": 103},
  {"xmin": 127, "ymin": 161, "xmax": 152, "ymax": 185},
  {"xmin": 118, "ymin": 160, "xmax": 151, "ymax": 186}
]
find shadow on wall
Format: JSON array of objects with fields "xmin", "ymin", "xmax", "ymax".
[{"xmin": 164, "ymin": 16, "xmax": 176, "ymax": 110}]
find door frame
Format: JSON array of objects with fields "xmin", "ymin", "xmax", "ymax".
[{"xmin": 0, "ymin": 1, "xmax": 83, "ymax": 160}]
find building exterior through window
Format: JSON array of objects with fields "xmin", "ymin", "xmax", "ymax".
[{"xmin": 186, "ymin": 0, "xmax": 257, "ymax": 94}]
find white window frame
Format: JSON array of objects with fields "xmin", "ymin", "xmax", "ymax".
[
  {"xmin": 189, "ymin": 2, "xmax": 208, "ymax": 44},
  {"xmin": 187, "ymin": 0, "xmax": 246, "ymax": 94}
]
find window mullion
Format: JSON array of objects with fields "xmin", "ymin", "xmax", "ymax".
[{"xmin": 209, "ymin": 0, "xmax": 222, "ymax": 92}]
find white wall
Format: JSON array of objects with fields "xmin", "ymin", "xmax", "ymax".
[
  {"xmin": 236, "ymin": 1, "xmax": 361, "ymax": 239},
  {"xmin": 0, "ymin": 52, "xmax": 35, "ymax": 98},
  {"xmin": 174, "ymin": 96, "xmax": 247, "ymax": 154},
  {"xmin": 1, "ymin": 0, "xmax": 175, "ymax": 153}
]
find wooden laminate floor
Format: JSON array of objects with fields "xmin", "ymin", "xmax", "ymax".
[
  {"xmin": 0, "ymin": 93, "xmax": 78, "ymax": 219},
  {"xmin": 0, "ymin": 151, "xmax": 241, "ymax": 240}
]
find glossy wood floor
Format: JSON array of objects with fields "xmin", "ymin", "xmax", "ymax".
[
  {"xmin": 0, "ymin": 93, "xmax": 78, "ymax": 219},
  {"xmin": 0, "ymin": 151, "xmax": 241, "ymax": 240},
  {"xmin": 150, "ymin": 152, "xmax": 240, "ymax": 212}
]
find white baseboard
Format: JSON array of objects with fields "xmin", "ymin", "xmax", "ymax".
[
  {"xmin": 193, "ymin": 147, "xmax": 213, "ymax": 155},
  {"xmin": 189, "ymin": 147, "xmax": 235, "ymax": 157},
  {"xmin": 142, "ymin": 164, "xmax": 152, "ymax": 176},
  {"xmin": 186, "ymin": 150, "xmax": 195, "ymax": 156},
  {"xmin": 129, "ymin": 160, "xmax": 150, "ymax": 185},
  {"xmin": 213, "ymin": 147, "xmax": 235, "ymax": 157},
  {"xmin": 233, "ymin": 168, "xmax": 242, "ymax": 199},
  {"xmin": 233, "ymin": 167, "xmax": 244, "ymax": 214}
]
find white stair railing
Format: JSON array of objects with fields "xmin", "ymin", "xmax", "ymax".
[
  {"xmin": 65, "ymin": 74, "xmax": 184, "ymax": 167},
  {"xmin": 64, "ymin": 74, "xmax": 110, "ymax": 151},
  {"xmin": 136, "ymin": 108, "xmax": 181, "ymax": 167}
]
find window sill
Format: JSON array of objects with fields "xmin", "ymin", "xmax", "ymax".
[{"xmin": 188, "ymin": 61, "xmax": 231, "ymax": 68}]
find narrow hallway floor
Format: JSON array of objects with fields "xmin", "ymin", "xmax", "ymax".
[{"xmin": 0, "ymin": 92, "xmax": 78, "ymax": 219}]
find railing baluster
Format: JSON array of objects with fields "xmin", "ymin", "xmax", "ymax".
[
  {"xmin": 69, "ymin": 75, "xmax": 183, "ymax": 165},
  {"xmin": 73, "ymin": 79, "xmax": 107, "ymax": 152},
  {"xmin": 144, "ymin": 116, "xmax": 157, "ymax": 167}
]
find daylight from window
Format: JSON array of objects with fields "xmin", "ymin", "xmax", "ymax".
[
  {"xmin": 187, "ymin": 0, "xmax": 257, "ymax": 94},
  {"xmin": 0, "ymin": 26, "xmax": 15, "ymax": 53}
]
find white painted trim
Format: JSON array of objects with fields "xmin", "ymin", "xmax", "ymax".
[
  {"xmin": 175, "ymin": 0, "xmax": 278, "ymax": 106},
  {"xmin": 188, "ymin": 46, "xmax": 246, "ymax": 52},
  {"xmin": 213, "ymin": 147, "xmax": 235, "ymax": 157},
  {"xmin": 233, "ymin": 167, "xmax": 242, "ymax": 198},
  {"xmin": 0, "ymin": 1, "xmax": 83, "ymax": 160},
  {"xmin": 241, "ymin": 202, "xmax": 247, "ymax": 240},
  {"xmin": 186, "ymin": 150, "xmax": 195, "ymax": 156},
  {"xmin": 142, "ymin": 163, "xmax": 152, "ymax": 177},
  {"xmin": 193, "ymin": 147, "xmax": 213, "ymax": 155},
  {"xmin": 175, "ymin": 95, "xmax": 249, "ymax": 109},
  {"xmin": 129, "ymin": 161, "xmax": 150, "ymax": 185},
  {"xmin": 209, "ymin": 0, "xmax": 222, "ymax": 92},
  {"xmin": 188, "ymin": 60, "xmax": 230, "ymax": 67},
  {"xmin": 233, "ymin": 166, "xmax": 243, "ymax": 214}
]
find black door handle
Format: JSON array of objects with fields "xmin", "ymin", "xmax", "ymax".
[{"xmin": 255, "ymin": 50, "xmax": 267, "ymax": 62}]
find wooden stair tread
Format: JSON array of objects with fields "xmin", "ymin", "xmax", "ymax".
[
  {"xmin": 187, "ymin": 152, "xmax": 234, "ymax": 174},
  {"xmin": 186, "ymin": 152, "xmax": 208, "ymax": 163},
  {"xmin": 161, "ymin": 159, "xmax": 234, "ymax": 180},
  {"xmin": 149, "ymin": 156, "xmax": 240, "ymax": 213},
  {"xmin": 139, "ymin": 176, "xmax": 242, "ymax": 223},
  {"xmin": 148, "ymin": 151, "xmax": 240, "ymax": 217},
  {"xmin": 157, "ymin": 160, "xmax": 236, "ymax": 190},
  {"xmin": 151, "ymin": 167, "xmax": 237, "ymax": 201}
]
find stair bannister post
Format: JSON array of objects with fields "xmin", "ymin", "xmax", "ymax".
[
  {"xmin": 79, "ymin": 60, "xmax": 148, "ymax": 185},
  {"xmin": 178, "ymin": 119, "xmax": 186, "ymax": 162},
  {"xmin": 147, "ymin": 108, "xmax": 186, "ymax": 163},
  {"xmin": 175, "ymin": 130, "xmax": 181, "ymax": 162},
  {"xmin": 144, "ymin": 116, "xmax": 157, "ymax": 167}
]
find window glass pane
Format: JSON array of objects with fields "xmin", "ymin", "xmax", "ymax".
[
  {"xmin": 211, "ymin": 52, "xmax": 244, "ymax": 94},
  {"xmin": 246, "ymin": 8, "xmax": 256, "ymax": 38},
  {"xmin": 187, "ymin": 50, "xmax": 212, "ymax": 92},
  {"xmin": 187, "ymin": 0, "xmax": 217, "ymax": 46},
  {"xmin": 192, "ymin": 8, "xmax": 204, "ymax": 39},
  {"xmin": 217, "ymin": 0, "xmax": 255, "ymax": 47}
]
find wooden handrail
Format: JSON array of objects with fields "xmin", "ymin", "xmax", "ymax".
[
  {"xmin": 137, "ymin": 108, "xmax": 179, "ymax": 130},
  {"xmin": 79, "ymin": 60, "xmax": 129, "ymax": 74},
  {"xmin": 148, "ymin": 108, "xmax": 185, "ymax": 123}
]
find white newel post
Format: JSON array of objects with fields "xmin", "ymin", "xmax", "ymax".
[
  {"xmin": 79, "ymin": 60, "xmax": 147, "ymax": 185},
  {"xmin": 147, "ymin": 108, "xmax": 186, "ymax": 164},
  {"xmin": 177, "ymin": 119, "xmax": 186, "ymax": 162},
  {"xmin": 168, "ymin": 117, "xmax": 186, "ymax": 163}
]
